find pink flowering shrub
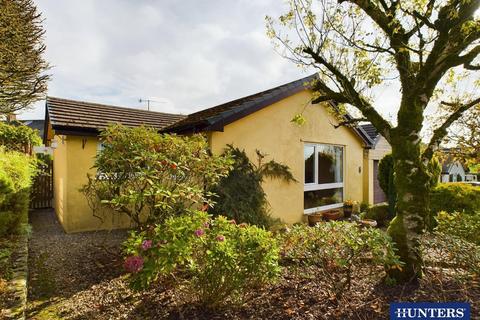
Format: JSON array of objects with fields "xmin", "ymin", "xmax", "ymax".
[
  {"xmin": 123, "ymin": 211, "xmax": 280, "ymax": 307},
  {"xmin": 124, "ymin": 256, "xmax": 144, "ymax": 273},
  {"xmin": 141, "ymin": 240, "xmax": 152, "ymax": 250}
]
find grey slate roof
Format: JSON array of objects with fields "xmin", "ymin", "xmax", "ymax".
[
  {"xmin": 19, "ymin": 120, "xmax": 45, "ymax": 139},
  {"xmin": 165, "ymin": 75, "xmax": 374, "ymax": 147},
  {"xmin": 46, "ymin": 97, "xmax": 186, "ymax": 136},
  {"xmin": 44, "ymin": 76, "xmax": 375, "ymax": 148},
  {"xmin": 359, "ymin": 124, "xmax": 379, "ymax": 142},
  {"xmin": 165, "ymin": 74, "xmax": 319, "ymax": 133}
]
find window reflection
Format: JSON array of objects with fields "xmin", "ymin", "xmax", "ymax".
[{"xmin": 304, "ymin": 146, "xmax": 315, "ymax": 184}]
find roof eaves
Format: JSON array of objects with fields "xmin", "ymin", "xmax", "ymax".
[
  {"xmin": 165, "ymin": 74, "xmax": 318, "ymax": 134},
  {"xmin": 327, "ymin": 101, "xmax": 375, "ymax": 148},
  {"xmin": 201, "ymin": 78, "xmax": 311, "ymax": 132},
  {"xmin": 50, "ymin": 124, "xmax": 100, "ymax": 136},
  {"xmin": 355, "ymin": 124, "xmax": 376, "ymax": 148}
]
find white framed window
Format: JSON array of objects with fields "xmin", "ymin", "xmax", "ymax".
[
  {"xmin": 97, "ymin": 142, "xmax": 105, "ymax": 153},
  {"xmin": 303, "ymin": 143, "xmax": 344, "ymax": 214}
]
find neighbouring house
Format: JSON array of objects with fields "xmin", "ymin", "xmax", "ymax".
[
  {"xmin": 2, "ymin": 117, "xmax": 52, "ymax": 154},
  {"xmin": 359, "ymin": 124, "xmax": 391, "ymax": 204},
  {"xmin": 44, "ymin": 75, "xmax": 391, "ymax": 233},
  {"xmin": 440, "ymin": 156, "xmax": 478, "ymax": 182},
  {"xmin": 20, "ymin": 119, "xmax": 53, "ymax": 155}
]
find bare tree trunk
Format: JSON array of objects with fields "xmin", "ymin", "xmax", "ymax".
[{"xmin": 387, "ymin": 131, "xmax": 431, "ymax": 283}]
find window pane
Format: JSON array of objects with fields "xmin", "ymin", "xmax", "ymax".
[
  {"xmin": 304, "ymin": 146, "xmax": 315, "ymax": 184},
  {"xmin": 304, "ymin": 188, "xmax": 343, "ymax": 209},
  {"xmin": 317, "ymin": 145, "xmax": 343, "ymax": 184}
]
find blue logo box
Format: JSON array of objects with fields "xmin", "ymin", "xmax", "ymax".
[{"xmin": 390, "ymin": 302, "xmax": 470, "ymax": 319}]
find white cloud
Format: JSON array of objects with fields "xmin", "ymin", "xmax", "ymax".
[{"xmin": 19, "ymin": 0, "xmax": 306, "ymax": 119}]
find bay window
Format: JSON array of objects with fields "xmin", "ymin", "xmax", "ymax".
[{"xmin": 304, "ymin": 143, "xmax": 344, "ymax": 213}]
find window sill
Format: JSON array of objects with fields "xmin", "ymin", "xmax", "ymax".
[{"xmin": 304, "ymin": 203, "xmax": 343, "ymax": 215}]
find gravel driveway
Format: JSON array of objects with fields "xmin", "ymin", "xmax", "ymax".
[{"xmin": 26, "ymin": 209, "xmax": 128, "ymax": 320}]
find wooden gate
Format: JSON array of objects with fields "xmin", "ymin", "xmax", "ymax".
[{"xmin": 30, "ymin": 158, "xmax": 53, "ymax": 209}]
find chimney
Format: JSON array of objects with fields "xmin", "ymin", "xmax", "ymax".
[{"xmin": 7, "ymin": 114, "xmax": 16, "ymax": 122}]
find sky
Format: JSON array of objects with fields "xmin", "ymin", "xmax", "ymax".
[{"xmin": 19, "ymin": 0, "xmax": 400, "ymax": 121}]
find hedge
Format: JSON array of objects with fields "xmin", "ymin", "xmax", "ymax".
[
  {"xmin": 0, "ymin": 148, "xmax": 36, "ymax": 237},
  {"xmin": 430, "ymin": 183, "xmax": 480, "ymax": 215}
]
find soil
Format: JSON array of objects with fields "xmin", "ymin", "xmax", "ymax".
[{"xmin": 26, "ymin": 209, "xmax": 480, "ymax": 320}]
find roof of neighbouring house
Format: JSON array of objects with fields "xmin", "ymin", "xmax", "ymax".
[
  {"xmin": 19, "ymin": 119, "xmax": 45, "ymax": 139},
  {"xmin": 359, "ymin": 124, "xmax": 379, "ymax": 142},
  {"xmin": 45, "ymin": 97, "xmax": 186, "ymax": 137},
  {"xmin": 165, "ymin": 74, "xmax": 374, "ymax": 147},
  {"xmin": 441, "ymin": 154, "xmax": 467, "ymax": 174}
]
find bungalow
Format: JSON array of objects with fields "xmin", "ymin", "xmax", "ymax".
[{"xmin": 44, "ymin": 75, "xmax": 391, "ymax": 233}]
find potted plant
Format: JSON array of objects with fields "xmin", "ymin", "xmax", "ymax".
[
  {"xmin": 322, "ymin": 210, "xmax": 342, "ymax": 221},
  {"xmin": 308, "ymin": 212, "xmax": 323, "ymax": 226},
  {"xmin": 343, "ymin": 200, "xmax": 356, "ymax": 218}
]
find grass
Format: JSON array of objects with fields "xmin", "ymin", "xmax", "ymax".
[
  {"xmin": 33, "ymin": 252, "xmax": 56, "ymax": 299},
  {"xmin": 27, "ymin": 298, "xmax": 66, "ymax": 320}
]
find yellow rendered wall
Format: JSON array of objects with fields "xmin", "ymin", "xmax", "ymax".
[
  {"xmin": 53, "ymin": 135, "xmax": 132, "ymax": 233},
  {"xmin": 53, "ymin": 135, "xmax": 67, "ymax": 227},
  {"xmin": 363, "ymin": 153, "xmax": 374, "ymax": 204},
  {"xmin": 208, "ymin": 90, "xmax": 366, "ymax": 224}
]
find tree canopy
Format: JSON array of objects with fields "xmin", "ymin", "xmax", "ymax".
[
  {"xmin": 0, "ymin": 0, "xmax": 50, "ymax": 115},
  {"xmin": 266, "ymin": 0, "xmax": 480, "ymax": 157},
  {"xmin": 267, "ymin": 0, "xmax": 480, "ymax": 282}
]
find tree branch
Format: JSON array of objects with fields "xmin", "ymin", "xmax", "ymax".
[
  {"xmin": 340, "ymin": 0, "xmax": 394, "ymax": 37},
  {"xmin": 423, "ymin": 97, "xmax": 480, "ymax": 160},
  {"xmin": 332, "ymin": 117, "xmax": 368, "ymax": 129},
  {"xmin": 303, "ymin": 49, "xmax": 393, "ymax": 141},
  {"xmin": 404, "ymin": 3, "xmax": 437, "ymax": 39}
]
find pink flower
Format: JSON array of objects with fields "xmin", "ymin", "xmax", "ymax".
[
  {"xmin": 124, "ymin": 256, "xmax": 144, "ymax": 273},
  {"xmin": 239, "ymin": 223, "xmax": 248, "ymax": 228},
  {"xmin": 141, "ymin": 240, "xmax": 153, "ymax": 250},
  {"xmin": 195, "ymin": 229, "xmax": 205, "ymax": 237},
  {"xmin": 230, "ymin": 220, "xmax": 236, "ymax": 225},
  {"xmin": 216, "ymin": 235, "xmax": 225, "ymax": 242}
]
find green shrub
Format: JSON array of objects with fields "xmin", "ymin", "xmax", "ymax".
[
  {"xmin": 0, "ymin": 244, "xmax": 13, "ymax": 281},
  {"xmin": 361, "ymin": 204, "xmax": 390, "ymax": 227},
  {"xmin": 379, "ymin": 154, "xmax": 440, "ymax": 220},
  {"xmin": 430, "ymin": 183, "xmax": 480, "ymax": 216},
  {"xmin": 435, "ymin": 211, "xmax": 480, "ymax": 245},
  {"xmin": 359, "ymin": 201, "xmax": 370, "ymax": 213},
  {"xmin": 0, "ymin": 122, "xmax": 41, "ymax": 154},
  {"xmin": 422, "ymin": 232, "xmax": 480, "ymax": 278},
  {"xmin": 82, "ymin": 125, "xmax": 233, "ymax": 226},
  {"xmin": 210, "ymin": 145, "xmax": 295, "ymax": 228},
  {"xmin": 378, "ymin": 154, "xmax": 396, "ymax": 218},
  {"xmin": 0, "ymin": 148, "xmax": 36, "ymax": 237},
  {"xmin": 280, "ymin": 222, "xmax": 402, "ymax": 299},
  {"xmin": 123, "ymin": 211, "xmax": 281, "ymax": 308}
]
